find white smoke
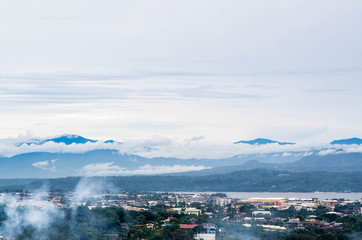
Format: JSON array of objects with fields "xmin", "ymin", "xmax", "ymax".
[
  {"xmin": 0, "ymin": 189, "xmax": 64, "ymax": 239},
  {"xmin": 0, "ymin": 177, "xmax": 118, "ymax": 239},
  {"xmin": 71, "ymin": 177, "xmax": 118, "ymax": 205}
]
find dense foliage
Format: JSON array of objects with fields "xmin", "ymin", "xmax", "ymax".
[
  {"xmin": 10, "ymin": 169, "xmax": 362, "ymax": 192},
  {"xmin": 1, "ymin": 203, "xmax": 362, "ymax": 239}
]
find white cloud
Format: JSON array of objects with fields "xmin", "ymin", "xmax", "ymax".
[
  {"xmin": 185, "ymin": 136, "xmax": 205, "ymax": 143},
  {"xmin": 122, "ymin": 138, "xmax": 327, "ymax": 159},
  {"xmin": 317, "ymin": 149, "xmax": 339, "ymax": 156},
  {"xmin": 0, "ymin": 135, "xmax": 122, "ymax": 157},
  {"xmin": 1, "ymin": 134, "xmax": 362, "ymax": 160},
  {"xmin": 1, "ymin": 0, "xmax": 362, "ymax": 74},
  {"xmin": 326, "ymin": 144, "xmax": 362, "ymax": 154},
  {"xmin": 0, "ymin": 74, "xmax": 362, "ymax": 146},
  {"xmin": 0, "ymin": 1, "xmax": 361, "ymax": 145},
  {"xmin": 80, "ymin": 162, "xmax": 210, "ymax": 176},
  {"xmin": 32, "ymin": 159, "xmax": 57, "ymax": 172}
]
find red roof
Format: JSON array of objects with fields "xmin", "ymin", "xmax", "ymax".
[{"xmin": 180, "ymin": 224, "xmax": 198, "ymax": 229}]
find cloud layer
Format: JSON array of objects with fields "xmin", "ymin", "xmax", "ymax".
[
  {"xmin": 0, "ymin": 1, "xmax": 362, "ymax": 145},
  {"xmin": 80, "ymin": 162, "xmax": 210, "ymax": 176},
  {"xmin": 32, "ymin": 159, "xmax": 57, "ymax": 172},
  {"xmin": 1, "ymin": 134, "xmax": 362, "ymax": 161},
  {"xmin": 1, "ymin": 0, "xmax": 362, "ymax": 74}
]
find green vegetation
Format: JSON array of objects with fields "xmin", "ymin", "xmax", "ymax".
[
  {"xmin": 15, "ymin": 169, "xmax": 362, "ymax": 192},
  {"xmin": 1, "ymin": 202, "xmax": 362, "ymax": 239}
]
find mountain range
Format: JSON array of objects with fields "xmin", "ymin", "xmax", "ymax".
[
  {"xmin": 330, "ymin": 137, "xmax": 362, "ymax": 145},
  {"xmin": 17, "ymin": 134, "xmax": 121, "ymax": 146},
  {"xmin": 0, "ymin": 134, "xmax": 362, "ymax": 178},
  {"xmin": 234, "ymin": 138, "xmax": 295, "ymax": 145},
  {"xmin": 178, "ymin": 152, "xmax": 362, "ymax": 176}
]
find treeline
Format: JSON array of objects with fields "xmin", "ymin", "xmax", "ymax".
[
  {"xmin": 0, "ymin": 205, "xmax": 126, "ymax": 240},
  {"xmin": 0, "ymin": 205, "xmax": 206, "ymax": 240},
  {"xmin": 2, "ymin": 203, "xmax": 362, "ymax": 240},
  {"xmin": 2, "ymin": 169, "xmax": 362, "ymax": 192}
]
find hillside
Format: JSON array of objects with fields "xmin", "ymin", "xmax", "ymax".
[
  {"xmin": 2, "ymin": 169, "xmax": 361, "ymax": 193},
  {"xmin": 184, "ymin": 153, "xmax": 362, "ymax": 175}
]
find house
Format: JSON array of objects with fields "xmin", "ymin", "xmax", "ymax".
[
  {"xmin": 146, "ymin": 223, "xmax": 154, "ymax": 229},
  {"xmin": 180, "ymin": 224, "xmax": 198, "ymax": 229},
  {"xmin": 195, "ymin": 232, "xmax": 216, "ymax": 240},
  {"xmin": 202, "ymin": 223, "xmax": 216, "ymax": 228}
]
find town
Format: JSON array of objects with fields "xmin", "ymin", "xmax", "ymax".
[{"xmin": 0, "ymin": 191, "xmax": 361, "ymax": 239}]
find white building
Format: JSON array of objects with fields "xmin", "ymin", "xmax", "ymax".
[{"xmin": 195, "ymin": 233, "xmax": 216, "ymax": 240}]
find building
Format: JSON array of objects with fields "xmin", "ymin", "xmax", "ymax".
[
  {"xmin": 195, "ymin": 232, "xmax": 216, "ymax": 240},
  {"xmin": 287, "ymin": 198, "xmax": 318, "ymax": 210},
  {"xmin": 170, "ymin": 207, "xmax": 201, "ymax": 215},
  {"xmin": 252, "ymin": 210, "xmax": 272, "ymax": 216},
  {"xmin": 213, "ymin": 197, "xmax": 232, "ymax": 206},
  {"xmin": 243, "ymin": 198, "xmax": 287, "ymax": 209}
]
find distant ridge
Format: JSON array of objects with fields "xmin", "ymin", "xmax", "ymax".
[
  {"xmin": 234, "ymin": 138, "xmax": 295, "ymax": 145},
  {"xmin": 43, "ymin": 134, "xmax": 97, "ymax": 145},
  {"xmin": 330, "ymin": 137, "xmax": 362, "ymax": 145},
  {"xmin": 17, "ymin": 134, "xmax": 97, "ymax": 146},
  {"xmin": 201, "ymin": 152, "xmax": 362, "ymax": 174},
  {"xmin": 17, "ymin": 134, "xmax": 124, "ymax": 146},
  {"xmin": 9, "ymin": 169, "xmax": 362, "ymax": 193}
]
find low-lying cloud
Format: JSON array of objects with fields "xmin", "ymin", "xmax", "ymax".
[
  {"xmin": 80, "ymin": 162, "xmax": 210, "ymax": 176},
  {"xmin": 1, "ymin": 134, "xmax": 362, "ymax": 160},
  {"xmin": 32, "ymin": 159, "xmax": 57, "ymax": 171}
]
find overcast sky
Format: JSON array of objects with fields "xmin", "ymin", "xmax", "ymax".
[{"xmin": 1, "ymin": 0, "xmax": 362, "ymax": 151}]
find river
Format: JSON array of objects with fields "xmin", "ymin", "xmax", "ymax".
[{"xmin": 175, "ymin": 192, "xmax": 362, "ymax": 200}]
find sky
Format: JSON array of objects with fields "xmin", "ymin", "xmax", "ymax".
[{"xmin": 1, "ymin": 0, "xmax": 362, "ymax": 157}]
